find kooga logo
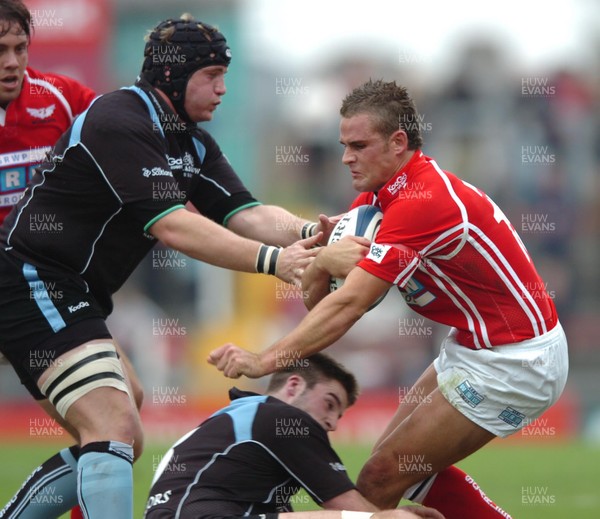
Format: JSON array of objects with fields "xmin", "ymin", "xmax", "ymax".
[
  {"xmin": 68, "ymin": 301, "xmax": 90, "ymax": 313},
  {"xmin": 386, "ymin": 173, "xmax": 407, "ymax": 195}
]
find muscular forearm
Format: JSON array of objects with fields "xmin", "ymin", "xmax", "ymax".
[
  {"xmin": 302, "ymin": 250, "xmax": 332, "ymax": 310},
  {"xmin": 261, "ymin": 287, "xmax": 365, "ymax": 372},
  {"xmin": 302, "ymin": 236, "xmax": 371, "ymax": 310},
  {"xmin": 150, "ymin": 208, "xmax": 262, "ymax": 273},
  {"xmin": 227, "ymin": 204, "xmax": 310, "ymax": 246}
]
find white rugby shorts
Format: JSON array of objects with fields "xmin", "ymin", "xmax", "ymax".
[{"xmin": 434, "ymin": 322, "xmax": 568, "ymax": 437}]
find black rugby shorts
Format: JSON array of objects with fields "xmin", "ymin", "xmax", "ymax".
[{"xmin": 0, "ymin": 250, "xmax": 111, "ymax": 399}]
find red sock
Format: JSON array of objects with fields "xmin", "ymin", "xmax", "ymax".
[
  {"xmin": 421, "ymin": 466, "xmax": 512, "ymax": 519},
  {"xmin": 70, "ymin": 505, "xmax": 84, "ymax": 519}
]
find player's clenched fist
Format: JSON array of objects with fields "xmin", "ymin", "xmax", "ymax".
[{"xmin": 207, "ymin": 344, "xmax": 267, "ymax": 379}]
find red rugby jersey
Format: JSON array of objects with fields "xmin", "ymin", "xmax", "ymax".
[
  {"xmin": 352, "ymin": 151, "xmax": 557, "ymax": 349},
  {"xmin": 0, "ymin": 67, "xmax": 95, "ymax": 223}
]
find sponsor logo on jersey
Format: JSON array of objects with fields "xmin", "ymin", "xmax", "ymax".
[
  {"xmin": 68, "ymin": 301, "xmax": 90, "ymax": 313},
  {"xmin": 167, "ymin": 156, "xmax": 183, "ymax": 170},
  {"xmin": 26, "ymin": 104, "xmax": 56, "ymax": 119},
  {"xmin": 0, "ymin": 148, "xmax": 51, "ymax": 204},
  {"xmin": 386, "ymin": 172, "xmax": 407, "ymax": 195},
  {"xmin": 399, "ymin": 278, "xmax": 436, "ymax": 307},
  {"xmin": 366, "ymin": 242, "xmax": 391, "ymax": 263},
  {"xmin": 142, "ymin": 167, "xmax": 173, "ymax": 178},
  {"xmin": 0, "ymin": 147, "xmax": 50, "ymax": 167},
  {"xmin": 182, "ymin": 152, "xmax": 200, "ymax": 175},
  {"xmin": 166, "ymin": 153, "xmax": 200, "ymax": 177},
  {"xmin": 328, "ymin": 462, "xmax": 346, "ymax": 472},
  {"xmin": 146, "ymin": 490, "xmax": 172, "ymax": 509}
]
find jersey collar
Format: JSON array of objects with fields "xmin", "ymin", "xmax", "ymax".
[
  {"xmin": 375, "ymin": 150, "xmax": 425, "ymax": 210},
  {"xmin": 134, "ymin": 77, "xmax": 193, "ymax": 134},
  {"xmin": 229, "ymin": 387, "xmax": 261, "ymax": 401}
]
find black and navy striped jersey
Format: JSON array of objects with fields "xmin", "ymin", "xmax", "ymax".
[
  {"xmin": 0, "ymin": 80, "xmax": 259, "ymax": 314},
  {"xmin": 145, "ymin": 388, "xmax": 355, "ymax": 519}
]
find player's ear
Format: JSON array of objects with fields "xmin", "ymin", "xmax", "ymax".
[
  {"xmin": 284, "ymin": 374, "xmax": 307, "ymax": 398},
  {"xmin": 389, "ymin": 129, "xmax": 408, "ymax": 154}
]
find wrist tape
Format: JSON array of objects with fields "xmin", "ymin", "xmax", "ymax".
[
  {"xmin": 256, "ymin": 244, "xmax": 282, "ymax": 275},
  {"xmin": 301, "ymin": 222, "xmax": 317, "ymax": 239}
]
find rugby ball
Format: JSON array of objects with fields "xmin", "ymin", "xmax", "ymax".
[{"xmin": 327, "ymin": 205, "xmax": 387, "ymax": 309}]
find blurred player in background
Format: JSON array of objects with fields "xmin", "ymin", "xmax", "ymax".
[
  {"xmin": 0, "ymin": 12, "xmax": 331, "ymax": 519},
  {"xmin": 146, "ymin": 353, "xmax": 443, "ymax": 519},
  {"xmin": 209, "ymin": 79, "xmax": 569, "ymax": 518}
]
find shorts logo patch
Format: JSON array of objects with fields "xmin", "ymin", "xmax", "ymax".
[
  {"xmin": 455, "ymin": 380, "xmax": 485, "ymax": 408},
  {"xmin": 498, "ymin": 406, "xmax": 526, "ymax": 428}
]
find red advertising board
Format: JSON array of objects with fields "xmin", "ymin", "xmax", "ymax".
[{"xmin": 25, "ymin": 0, "xmax": 112, "ymax": 91}]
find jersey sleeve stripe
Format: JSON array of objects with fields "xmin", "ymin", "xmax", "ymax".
[
  {"xmin": 222, "ymin": 202, "xmax": 262, "ymax": 227},
  {"xmin": 392, "ymin": 255, "xmax": 420, "ymax": 287},
  {"xmin": 143, "ymin": 205, "xmax": 186, "ymax": 233}
]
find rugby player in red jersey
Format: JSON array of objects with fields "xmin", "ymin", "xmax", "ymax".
[{"xmin": 210, "ymin": 79, "xmax": 568, "ymax": 519}]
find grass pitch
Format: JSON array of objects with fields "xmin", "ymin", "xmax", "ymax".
[{"xmin": 0, "ymin": 440, "xmax": 598, "ymax": 518}]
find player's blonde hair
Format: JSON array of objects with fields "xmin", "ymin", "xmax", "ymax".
[{"xmin": 341, "ymin": 79, "xmax": 424, "ymax": 150}]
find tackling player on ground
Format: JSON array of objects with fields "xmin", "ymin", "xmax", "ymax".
[
  {"xmin": 146, "ymin": 353, "xmax": 443, "ymax": 519},
  {"xmin": 209, "ymin": 79, "xmax": 568, "ymax": 518}
]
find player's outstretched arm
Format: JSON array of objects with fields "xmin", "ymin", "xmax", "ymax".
[
  {"xmin": 267, "ymin": 488, "xmax": 445, "ymax": 518},
  {"xmin": 149, "ymin": 207, "xmax": 316, "ymax": 285},
  {"xmin": 208, "ymin": 267, "xmax": 391, "ymax": 378},
  {"xmin": 277, "ymin": 511, "xmax": 442, "ymax": 519},
  {"xmin": 227, "ymin": 205, "xmax": 340, "ymax": 246}
]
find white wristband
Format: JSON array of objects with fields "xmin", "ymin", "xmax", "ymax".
[{"xmin": 341, "ymin": 512, "xmax": 374, "ymax": 519}]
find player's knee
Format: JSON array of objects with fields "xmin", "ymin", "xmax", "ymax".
[
  {"xmin": 358, "ymin": 452, "xmax": 395, "ymax": 493},
  {"xmin": 78, "ymin": 387, "xmax": 141, "ymax": 442},
  {"xmin": 359, "ymin": 449, "xmax": 428, "ymax": 503}
]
